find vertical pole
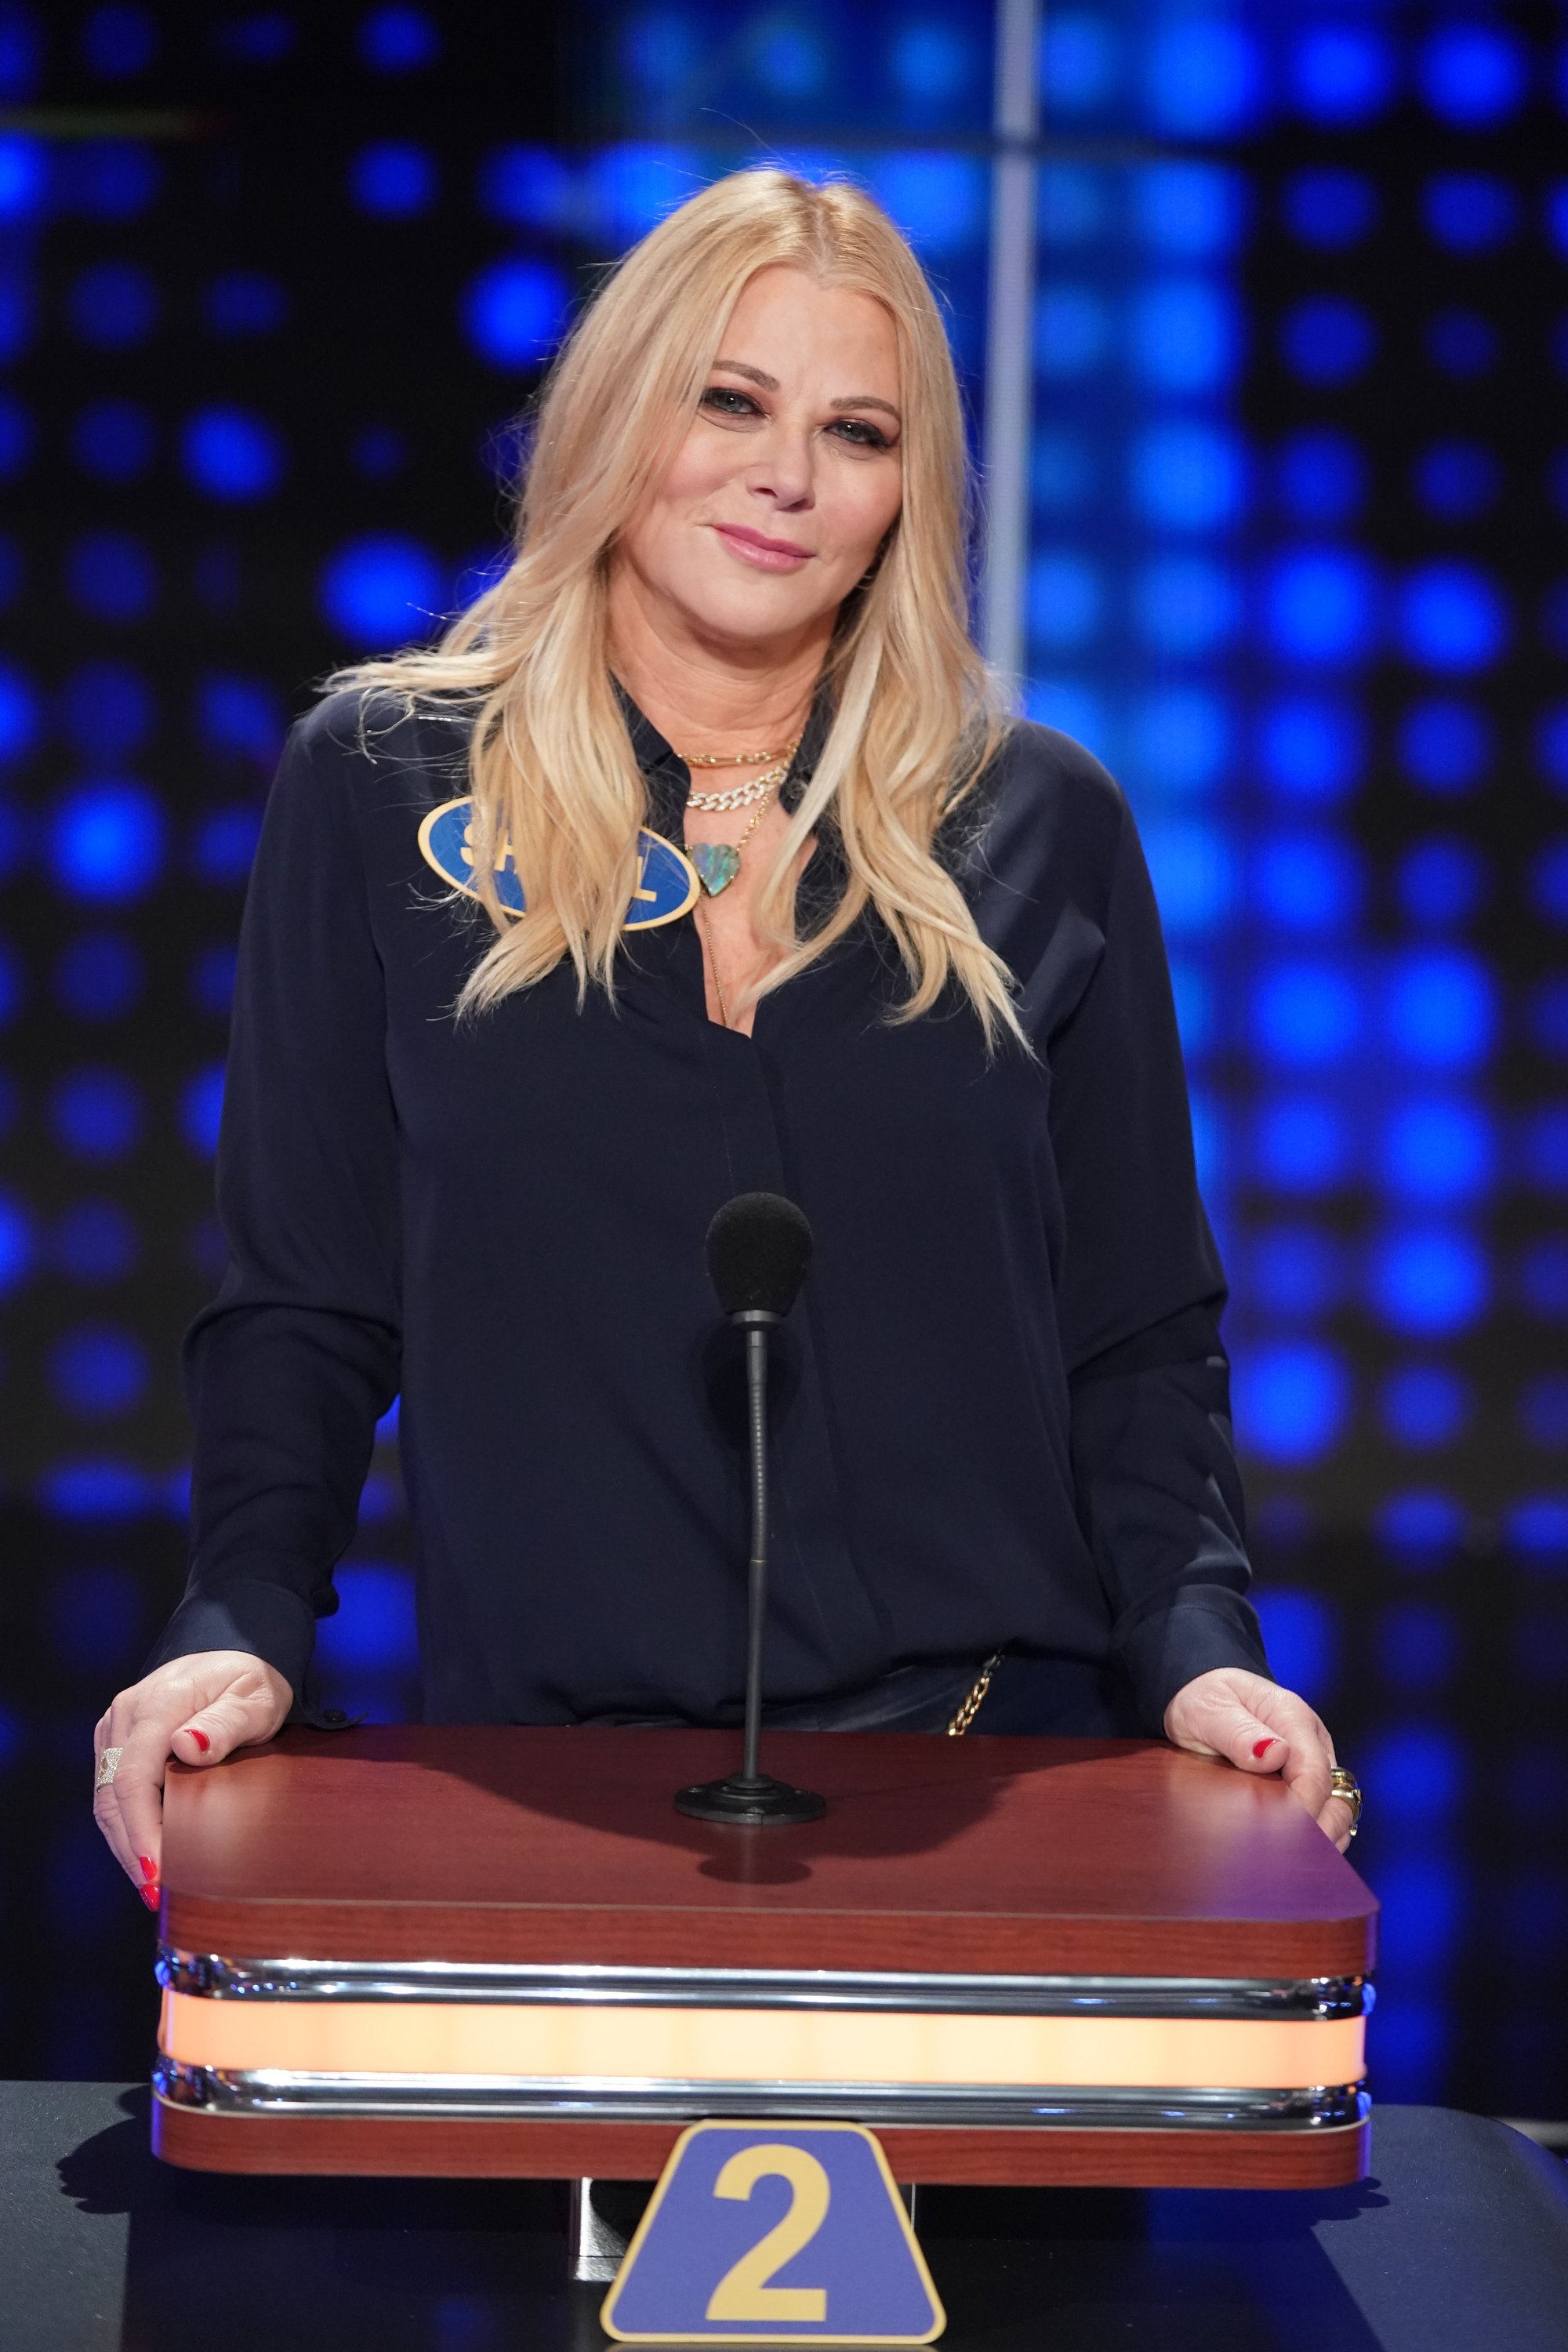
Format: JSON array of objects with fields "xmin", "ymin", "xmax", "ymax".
[
  {"xmin": 982, "ymin": 0, "xmax": 1041, "ymax": 691},
  {"xmin": 740, "ymin": 1323, "xmax": 769, "ymax": 1787}
]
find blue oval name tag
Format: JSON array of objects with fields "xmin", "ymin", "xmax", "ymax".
[{"xmin": 416, "ymin": 797, "xmax": 699, "ymax": 931}]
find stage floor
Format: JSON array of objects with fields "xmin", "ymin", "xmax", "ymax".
[{"xmin": 6, "ymin": 2082, "xmax": 1566, "ymax": 2351}]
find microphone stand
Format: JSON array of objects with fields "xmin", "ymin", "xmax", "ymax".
[{"xmin": 675, "ymin": 1310, "xmax": 826, "ymax": 1828}]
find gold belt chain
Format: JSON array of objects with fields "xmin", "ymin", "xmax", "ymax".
[{"xmin": 946, "ymin": 1650, "xmax": 1004, "ymax": 1737}]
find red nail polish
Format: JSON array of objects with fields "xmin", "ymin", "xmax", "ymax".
[
  {"xmin": 187, "ymin": 1727, "xmax": 211, "ymax": 1753},
  {"xmin": 140, "ymin": 1884, "xmax": 160, "ymax": 1911},
  {"xmin": 138, "ymin": 1855, "xmax": 157, "ymax": 1881},
  {"xmin": 1252, "ymin": 1737, "xmax": 1279, "ymax": 1759}
]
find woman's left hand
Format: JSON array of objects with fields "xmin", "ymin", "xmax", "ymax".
[{"xmin": 1163, "ymin": 1667, "xmax": 1356, "ymax": 1852}]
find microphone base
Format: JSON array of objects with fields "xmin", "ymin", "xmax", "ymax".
[{"xmin": 673, "ymin": 1771, "xmax": 826, "ymax": 1828}]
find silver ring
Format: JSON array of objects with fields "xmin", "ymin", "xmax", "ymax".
[{"xmin": 96, "ymin": 1746, "xmax": 125, "ymax": 1790}]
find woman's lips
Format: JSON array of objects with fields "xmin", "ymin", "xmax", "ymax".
[{"xmin": 711, "ymin": 523, "xmax": 813, "ymax": 572}]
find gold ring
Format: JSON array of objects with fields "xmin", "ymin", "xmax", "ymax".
[
  {"xmin": 1328, "ymin": 1764, "xmax": 1362, "ymax": 1837},
  {"xmin": 95, "ymin": 1746, "xmax": 124, "ymax": 1790}
]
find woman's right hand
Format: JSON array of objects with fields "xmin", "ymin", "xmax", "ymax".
[{"xmin": 93, "ymin": 1650, "xmax": 293, "ymax": 1907}]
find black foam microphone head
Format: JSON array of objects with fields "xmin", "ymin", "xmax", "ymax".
[{"xmin": 706, "ymin": 1192, "xmax": 815, "ymax": 1319}]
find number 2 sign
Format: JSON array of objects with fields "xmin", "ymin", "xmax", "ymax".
[{"xmin": 600, "ymin": 2121, "xmax": 946, "ymax": 2345}]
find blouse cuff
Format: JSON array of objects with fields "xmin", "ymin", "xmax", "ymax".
[
  {"xmin": 142, "ymin": 1570, "xmax": 320, "ymax": 1708},
  {"xmin": 1115, "ymin": 1590, "xmax": 1272, "ymax": 1732}
]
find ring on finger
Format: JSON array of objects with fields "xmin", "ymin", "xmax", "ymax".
[
  {"xmin": 1328, "ymin": 1764, "xmax": 1363, "ymax": 1838},
  {"xmin": 96, "ymin": 1745, "xmax": 125, "ymax": 1790}
]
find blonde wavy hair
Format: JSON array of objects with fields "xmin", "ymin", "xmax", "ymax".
[{"xmin": 332, "ymin": 166, "xmax": 1022, "ymax": 1042}]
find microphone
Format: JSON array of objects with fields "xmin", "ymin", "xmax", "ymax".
[{"xmin": 674, "ymin": 1193, "xmax": 826, "ymax": 1828}]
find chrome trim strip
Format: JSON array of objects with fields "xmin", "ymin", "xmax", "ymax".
[
  {"xmin": 152, "ymin": 2060, "xmax": 1368, "ymax": 2132},
  {"xmin": 155, "ymin": 1950, "xmax": 1370, "ymax": 2023}
]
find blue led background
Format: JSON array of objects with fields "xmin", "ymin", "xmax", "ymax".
[{"xmin": 2, "ymin": 2, "xmax": 1564, "ymax": 2130}]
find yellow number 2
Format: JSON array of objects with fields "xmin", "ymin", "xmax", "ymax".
[{"xmin": 705, "ymin": 2143, "xmax": 832, "ymax": 2325}]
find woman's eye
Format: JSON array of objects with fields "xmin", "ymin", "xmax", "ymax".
[
  {"xmin": 700, "ymin": 387, "xmax": 760, "ymax": 418},
  {"xmin": 832, "ymin": 419, "xmax": 891, "ymax": 450}
]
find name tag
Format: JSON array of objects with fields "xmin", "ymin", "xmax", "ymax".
[{"xmin": 416, "ymin": 797, "xmax": 699, "ymax": 930}]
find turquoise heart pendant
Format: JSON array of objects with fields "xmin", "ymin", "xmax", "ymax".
[{"xmin": 691, "ymin": 840, "xmax": 741, "ymax": 897}]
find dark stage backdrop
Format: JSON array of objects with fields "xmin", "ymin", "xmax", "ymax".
[{"xmin": 1, "ymin": 1, "xmax": 1564, "ymax": 2131}]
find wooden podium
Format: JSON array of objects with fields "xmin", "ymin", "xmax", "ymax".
[{"xmin": 151, "ymin": 1726, "xmax": 1376, "ymax": 2189}]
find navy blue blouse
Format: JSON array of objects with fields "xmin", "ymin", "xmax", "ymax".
[{"xmin": 147, "ymin": 684, "xmax": 1269, "ymax": 1732}]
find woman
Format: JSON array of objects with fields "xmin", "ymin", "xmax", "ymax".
[{"xmin": 93, "ymin": 170, "xmax": 1359, "ymax": 1909}]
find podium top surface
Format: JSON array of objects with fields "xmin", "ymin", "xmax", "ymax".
[{"xmin": 162, "ymin": 1726, "xmax": 1376, "ymax": 1978}]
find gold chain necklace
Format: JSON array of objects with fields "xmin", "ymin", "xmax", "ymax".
[{"xmin": 678, "ymin": 738, "xmax": 798, "ymax": 769}]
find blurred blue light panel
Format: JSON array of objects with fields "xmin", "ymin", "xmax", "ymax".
[
  {"xmin": 1371, "ymin": 1225, "xmax": 1489, "ymax": 1336},
  {"xmin": 1022, "ymin": 678, "xmax": 1109, "ymax": 755},
  {"xmin": 1276, "ymin": 428, "xmax": 1365, "ymax": 526},
  {"xmin": 60, "ymin": 137, "xmax": 158, "ymax": 218},
  {"xmin": 869, "ymin": 153, "xmax": 985, "ymax": 259},
  {"xmin": 1035, "ymin": 282, "xmax": 1109, "ymax": 376},
  {"xmin": 1283, "ymin": 167, "xmax": 1376, "ymax": 249},
  {"xmin": 1032, "ymin": 426, "xmax": 1096, "ymax": 514},
  {"xmin": 479, "ymin": 144, "xmax": 574, "ymax": 230},
  {"xmin": 54, "ymin": 930, "xmax": 143, "ymax": 1021},
  {"xmin": 191, "ymin": 804, "xmax": 262, "ymax": 885},
  {"xmin": 1232, "ymin": 1340, "xmax": 1348, "ymax": 1466},
  {"xmin": 49, "ymin": 780, "xmax": 165, "ymax": 902},
  {"xmin": 618, "ymin": 7, "xmax": 701, "ymax": 95},
  {"xmin": 212, "ymin": 13, "xmax": 294, "ymax": 65},
  {"xmin": 748, "ymin": 16, "xmax": 827, "ymax": 97},
  {"xmin": 1379, "ymin": 1097, "xmax": 1495, "ymax": 1204},
  {"xmin": 1038, "ymin": 164, "xmax": 1106, "ymax": 247},
  {"xmin": 890, "ymin": 21, "xmax": 978, "ymax": 112},
  {"xmin": 462, "ymin": 257, "xmax": 569, "ymax": 368},
  {"xmin": 0, "ymin": 130, "xmax": 42, "ymax": 216},
  {"xmin": 1040, "ymin": 10, "xmax": 1120, "ymax": 114},
  {"xmin": 0, "ymin": 1185, "xmax": 32, "ymax": 1291},
  {"xmin": 1263, "ymin": 549, "xmax": 1377, "ymax": 666},
  {"xmin": 1287, "ymin": 24, "xmax": 1392, "ymax": 126},
  {"xmin": 314, "ymin": 1563, "xmax": 419, "ymax": 1671},
  {"xmin": 1396, "ymin": 838, "xmax": 1489, "ymax": 928},
  {"xmin": 64, "ymin": 531, "xmax": 157, "ymax": 622},
  {"xmin": 1370, "ymin": 1994, "xmax": 1452, "ymax": 2104},
  {"xmin": 359, "ymin": 5, "xmax": 439, "ymax": 71},
  {"xmin": 348, "ymin": 140, "xmax": 436, "ymax": 217},
  {"xmin": 0, "ymin": 792, "xmax": 24, "ymax": 879},
  {"xmin": 1258, "ymin": 695, "xmax": 1363, "ymax": 804},
  {"xmin": 1142, "ymin": 18, "xmax": 1262, "ymax": 137},
  {"xmin": 1385, "ymin": 948, "xmax": 1495, "ymax": 1068},
  {"xmin": 67, "ymin": 260, "xmax": 158, "ymax": 347},
  {"xmin": 1531, "ymin": 840, "xmax": 1568, "ymax": 926},
  {"xmin": 61, "ymin": 661, "xmax": 151, "ymax": 759},
  {"xmin": 49, "ymin": 1067, "xmax": 143, "ymax": 1161},
  {"xmin": 1550, "ymin": 451, "xmax": 1568, "ymax": 520},
  {"xmin": 190, "ymin": 941, "xmax": 237, "ymax": 1018},
  {"xmin": 1519, "ymin": 1236, "xmax": 1568, "ymax": 1319},
  {"xmin": 181, "ymin": 407, "xmax": 284, "ymax": 502},
  {"xmin": 1254, "ymin": 831, "xmax": 1363, "ymax": 932},
  {"xmin": 1505, "ymin": 1494, "xmax": 1568, "ymax": 1567},
  {"xmin": 1413, "ymin": 439, "xmax": 1501, "ymax": 521},
  {"xmin": 1279, "ymin": 295, "xmax": 1375, "ymax": 386},
  {"xmin": 0, "ymin": 263, "xmax": 31, "ymax": 362},
  {"xmin": 180, "ymin": 1062, "xmax": 224, "ymax": 1157},
  {"xmin": 1530, "ymin": 977, "xmax": 1568, "ymax": 1060},
  {"xmin": 195, "ymin": 672, "xmax": 282, "ymax": 762},
  {"xmin": 1365, "ymin": 1721, "xmax": 1465, "ymax": 1821},
  {"xmin": 1417, "ymin": 24, "xmax": 1528, "ymax": 129},
  {"xmin": 82, "ymin": 4, "xmax": 156, "ymax": 74},
  {"xmin": 1397, "ymin": 562, "xmax": 1508, "ymax": 673},
  {"xmin": 1542, "ymin": 582, "xmax": 1568, "ymax": 659},
  {"xmin": 1250, "ymin": 960, "xmax": 1359, "ymax": 1067},
  {"xmin": 1423, "ymin": 172, "xmax": 1518, "ymax": 254},
  {"xmin": 202, "ymin": 270, "xmax": 288, "ymax": 337},
  {"xmin": 1250, "ymin": 1087, "xmax": 1354, "ymax": 1185},
  {"xmin": 71, "ymin": 399, "xmax": 154, "ymax": 484},
  {"xmin": 0, "ymin": 11, "xmax": 40, "ymax": 103},
  {"xmin": 1398, "ymin": 699, "xmax": 1491, "ymax": 795},
  {"xmin": 1168, "ymin": 956, "xmax": 1213, "ymax": 1056},
  {"xmin": 44, "ymin": 1564, "xmax": 143, "ymax": 1677},
  {"xmin": 1502, "ymin": 1737, "xmax": 1568, "ymax": 1824},
  {"xmin": 1522, "ymin": 1103, "xmax": 1568, "ymax": 1190},
  {"xmin": 1378, "ymin": 1602, "xmax": 1458, "ymax": 1693},
  {"xmin": 1246, "ymin": 1221, "xmax": 1341, "ymax": 1319},
  {"xmin": 353, "ymin": 424, "xmax": 407, "ymax": 481},
  {"xmin": 586, "ymin": 143, "xmax": 709, "ymax": 246},
  {"xmin": 1130, "ymin": 160, "xmax": 1246, "ymax": 256},
  {"xmin": 1188, "ymin": 1087, "xmax": 1223, "ymax": 1194},
  {"xmin": 1127, "ymin": 686, "xmax": 1231, "ymax": 796},
  {"xmin": 54, "ymin": 1197, "xmax": 139, "ymax": 1282},
  {"xmin": 1128, "ymin": 277, "xmax": 1239, "ymax": 392},
  {"xmin": 1520, "ymin": 1372, "xmax": 1568, "ymax": 1449},
  {"xmin": 0, "ymin": 657, "xmax": 37, "ymax": 760},
  {"xmin": 1381, "ymin": 1363, "xmax": 1471, "ymax": 1450},
  {"xmin": 1425, "ymin": 307, "xmax": 1498, "ymax": 379},
  {"xmin": 1132, "ymin": 554, "xmax": 1239, "ymax": 656},
  {"xmin": 1128, "ymin": 419, "xmax": 1245, "ymax": 532},
  {"xmin": 1141, "ymin": 819, "xmax": 1233, "ymax": 938},
  {"xmin": 1026, "ymin": 550, "xmax": 1102, "ymax": 652},
  {"xmin": 0, "ymin": 389, "xmax": 31, "ymax": 479},
  {"xmin": 0, "ymin": 935, "xmax": 19, "ymax": 1025},
  {"xmin": 49, "ymin": 1321, "xmax": 147, "ymax": 1417},
  {"xmin": 1254, "ymin": 1588, "xmax": 1335, "ymax": 1701},
  {"xmin": 36, "ymin": 1457, "xmax": 154, "ymax": 1518},
  {"xmin": 319, "ymin": 535, "xmax": 443, "ymax": 648}
]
